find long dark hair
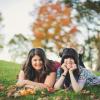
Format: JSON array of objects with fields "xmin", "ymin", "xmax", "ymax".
[
  {"xmin": 60, "ymin": 48, "xmax": 80, "ymax": 87},
  {"xmin": 22, "ymin": 48, "xmax": 54, "ymax": 83}
]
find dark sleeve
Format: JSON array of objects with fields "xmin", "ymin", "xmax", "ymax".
[
  {"xmin": 56, "ymin": 67, "xmax": 62, "ymax": 79},
  {"xmin": 51, "ymin": 66, "xmax": 57, "ymax": 72},
  {"xmin": 50, "ymin": 61, "xmax": 60, "ymax": 72},
  {"xmin": 79, "ymin": 54, "xmax": 85, "ymax": 68},
  {"xmin": 54, "ymin": 61, "xmax": 61, "ymax": 70}
]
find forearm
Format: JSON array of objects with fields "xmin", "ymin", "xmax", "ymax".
[
  {"xmin": 25, "ymin": 80, "xmax": 55, "ymax": 91},
  {"xmin": 69, "ymin": 71, "xmax": 82, "ymax": 93},
  {"xmin": 16, "ymin": 80, "xmax": 46, "ymax": 89},
  {"xmin": 54, "ymin": 71, "xmax": 67, "ymax": 89},
  {"xmin": 25, "ymin": 80, "xmax": 47, "ymax": 88}
]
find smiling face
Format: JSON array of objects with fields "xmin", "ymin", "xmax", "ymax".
[
  {"xmin": 64, "ymin": 58, "xmax": 75, "ymax": 69},
  {"xmin": 31, "ymin": 55, "xmax": 43, "ymax": 71}
]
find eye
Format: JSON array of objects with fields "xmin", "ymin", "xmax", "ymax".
[
  {"xmin": 70, "ymin": 60, "xmax": 75, "ymax": 64},
  {"xmin": 33, "ymin": 59, "xmax": 37, "ymax": 61}
]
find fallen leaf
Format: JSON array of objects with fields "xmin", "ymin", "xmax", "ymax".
[{"xmin": 0, "ymin": 84, "xmax": 4, "ymax": 91}]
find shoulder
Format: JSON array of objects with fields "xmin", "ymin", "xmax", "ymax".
[
  {"xmin": 53, "ymin": 61, "xmax": 61, "ymax": 71},
  {"xmin": 19, "ymin": 70, "xmax": 25, "ymax": 75},
  {"xmin": 48, "ymin": 60, "xmax": 61, "ymax": 72}
]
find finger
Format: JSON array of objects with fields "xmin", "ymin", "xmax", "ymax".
[{"xmin": 73, "ymin": 64, "xmax": 77, "ymax": 69}]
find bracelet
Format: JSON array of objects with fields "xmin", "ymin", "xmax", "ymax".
[{"xmin": 62, "ymin": 74, "xmax": 66, "ymax": 77}]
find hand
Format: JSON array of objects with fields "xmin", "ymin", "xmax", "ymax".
[
  {"xmin": 16, "ymin": 80, "xmax": 27, "ymax": 87},
  {"xmin": 68, "ymin": 64, "xmax": 77, "ymax": 72},
  {"xmin": 61, "ymin": 63, "xmax": 68, "ymax": 72},
  {"xmin": 24, "ymin": 84, "xmax": 34, "ymax": 89}
]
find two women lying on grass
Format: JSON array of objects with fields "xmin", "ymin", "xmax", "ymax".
[{"xmin": 16, "ymin": 47, "xmax": 100, "ymax": 94}]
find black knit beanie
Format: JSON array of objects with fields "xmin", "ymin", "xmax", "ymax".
[{"xmin": 60, "ymin": 48, "xmax": 79, "ymax": 67}]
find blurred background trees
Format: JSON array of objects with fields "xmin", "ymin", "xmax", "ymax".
[
  {"xmin": 31, "ymin": 0, "xmax": 100, "ymax": 70},
  {"xmin": 71, "ymin": 0, "xmax": 100, "ymax": 70},
  {"xmin": 7, "ymin": 34, "xmax": 32, "ymax": 62},
  {"xmin": 0, "ymin": 12, "xmax": 4, "ymax": 50},
  {"xmin": 0, "ymin": 0, "xmax": 100, "ymax": 70},
  {"xmin": 0, "ymin": 12, "xmax": 33, "ymax": 63},
  {"xmin": 32, "ymin": 2, "xmax": 78, "ymax": 53}
]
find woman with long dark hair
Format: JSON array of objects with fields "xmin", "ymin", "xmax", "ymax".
[
  {"xmin": 17, "ymin": 48, "xmax": 56, "ymax": 90},
  {"xmin": 54, "ymin": 48, "xmax": 100, "ymax": 93}
]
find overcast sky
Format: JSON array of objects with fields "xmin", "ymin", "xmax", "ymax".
[{"xmin": 0, "ymin": 0, "xmax": 35, "ymax": 38}]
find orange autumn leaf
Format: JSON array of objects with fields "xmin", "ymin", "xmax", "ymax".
[
  {"xmin": 35, "ymin": 20, "xmax": 43, "ymax": 27},
  {"xmin": 55, "ymin": 26, "xmax": 61, "ymax": 33},
  {"xmin": 48, "ymin": 14, "xmax": 55, "ymax": 20},
  {"xmin": 32, "ymin": 39, "xmax": 42, "ymax": 47},
  {"xmin": 46, "ymin": 33, "xmax": 54, "ymax": 39},
  {"xmin": 63, "ymin": 7, "xmax": 71, "ymax": 16},
  {"xmin": 39, "ymin": 6, "xmax": 48, "ymax": 14},
  {"xmin": 19, "ymin": 89, "xmax": 35, "ymax": 96},
  {"xmin": 34, "ymin": 31, "xmax": 45, "ymax": 39},
  {"xmin": 69, "ymin": 26, "xmax": 77, "ymax": 33},
  {"xmin": 51, "ymin": 3, "xmax": 61, "ymax": 12},
  {"xmin": 60, "ymin": 18, "xmax": 71, "ymax": 26},
  {"xmin": 42, "ymin": 23, "xmax": 49, "ymax": 28},
  {"xmin": 56, "ymin": 42, "xmax": 63, "ymax": 49}
]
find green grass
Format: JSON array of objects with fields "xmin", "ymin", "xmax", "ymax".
[
  {"xmin": 0, "ymin": 60, "xmax": 20, "ymax": 86},
  {"xmin": 0, "ymin": 60, "xmax": 100, "ymax": 100}
]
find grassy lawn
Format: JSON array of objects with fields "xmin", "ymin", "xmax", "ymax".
[{"xmin": 0, "ymin": 60, "xmax": 100, "ymax": 100}]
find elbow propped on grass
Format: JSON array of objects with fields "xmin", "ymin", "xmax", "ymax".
[{"xmin": 73, "ymin": 87, "xmax": 82, "ymax": 93}]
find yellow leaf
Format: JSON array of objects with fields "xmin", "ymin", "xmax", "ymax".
[{"xmin": 32, "ymin": 39, "xmax": 42, "ymax": 47}]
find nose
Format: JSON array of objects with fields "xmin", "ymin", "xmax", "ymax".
[
  {"xmin": 36, "ymin": 60, "xmax": 42, "ymax": 65},
  {"xmin": 66, "ymin": 63, "xmax": 73, "ymax": 68},
  {"xmin": 36, "ymin": 60, "xmax": 40, "ymax": 64},
  {"xmin": 66, "ymin": 63, "xmax": 72, "ymax": 65}
]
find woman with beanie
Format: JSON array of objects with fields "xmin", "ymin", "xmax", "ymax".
[{"xmin": 54, "ymin": 48, "xmax": 100, "ymax": 93}]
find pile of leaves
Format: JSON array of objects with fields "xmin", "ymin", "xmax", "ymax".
[
  {"xmin": 6, "ymin": 84, "xmax": 100, "ymax": 100},
  {"xmin": 7, "ymin": 85, "xmax": 35, "ymax": 98},
  {"xmin": 7, "ymin": 84, "xmax": 55, "ymax": 99}
]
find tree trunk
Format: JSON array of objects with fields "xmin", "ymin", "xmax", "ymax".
[{"xmin": 96, "ymin": 48, "xmax": 100, "ymax": 71}]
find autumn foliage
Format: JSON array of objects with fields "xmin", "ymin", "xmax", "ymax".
[{"xmin": 32, "ymin": 2, "xmax": 78, "ymax": 51}]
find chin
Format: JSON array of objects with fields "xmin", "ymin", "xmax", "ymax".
[{"xmin": 35, "ymin": 68, "xmax": 42, "ymax": 71}]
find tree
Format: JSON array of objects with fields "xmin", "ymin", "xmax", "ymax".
[
  {"xmin": 32, "ymin": 2, "xmax": 78, "ymax": 52},
  {"xmin": 7, "ymin": 34, "xmax": 32, "ymax": 63},
  {"xmin": 76, "ymin": 0, "xmax": 100, "ymax": 70},
  {"xmin": 85, "ymin": 33, "xmax": 100, "ymax": 70},
  {"xmin": 63, "ymin": 0, "xmax": 100, "ymax": 70},
  {"xmin": 0, "ymin": 12, "xmax": 4, "ymax": 50}
]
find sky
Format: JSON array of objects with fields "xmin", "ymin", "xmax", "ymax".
[
  {"xmin": 0, "ymin": 0, "xmax": 88, "ymax": 42},
  {"xmin": 0, "ymin": 0, "xmax": 35, "ymax": 38},
  {"xmin": 0, "ymin": 0, "xmax": 36, "ymax": 62}
]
